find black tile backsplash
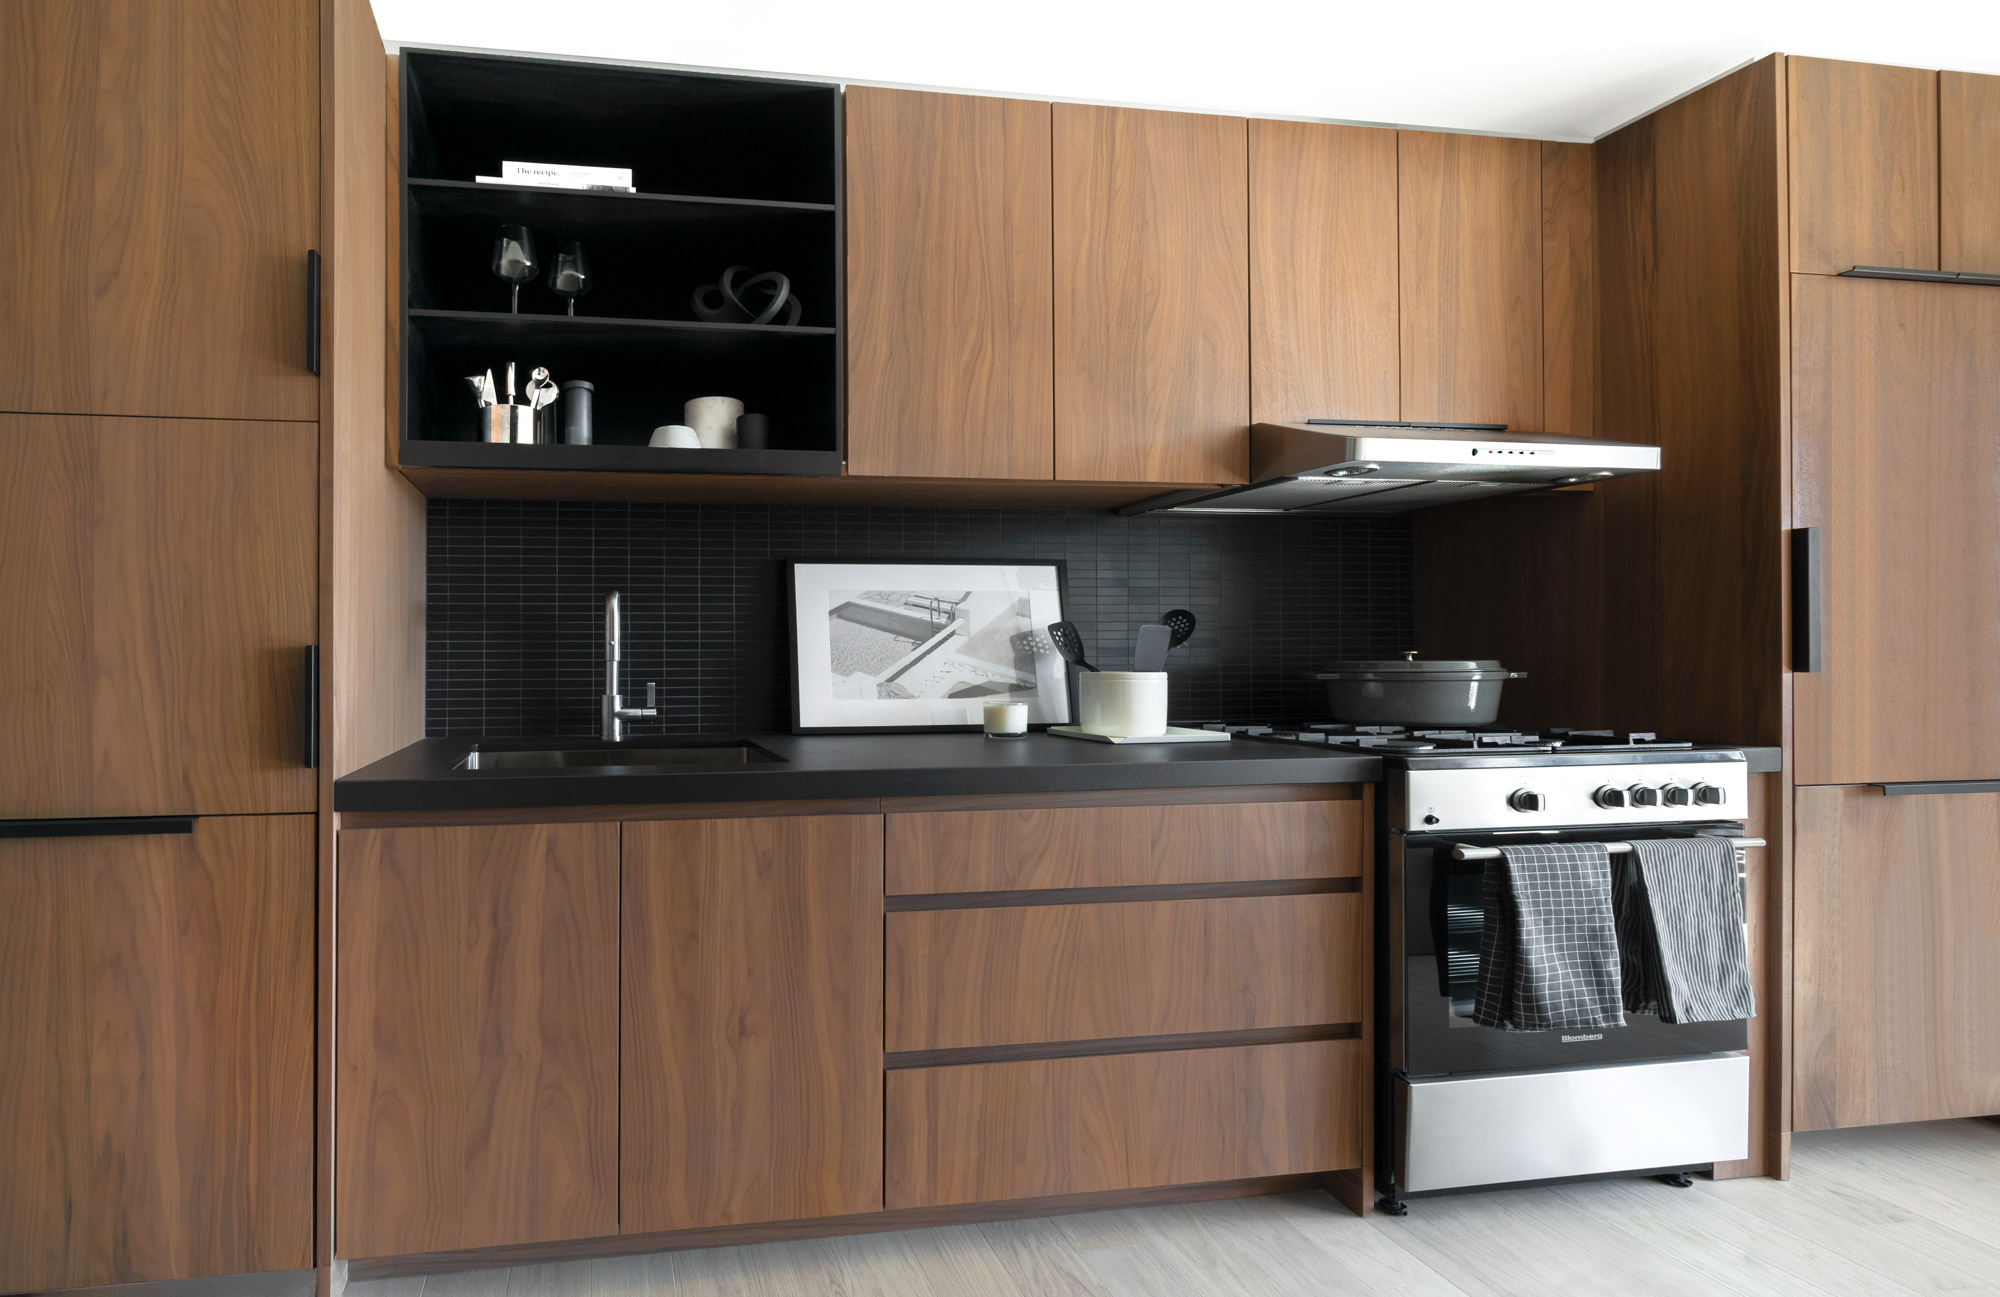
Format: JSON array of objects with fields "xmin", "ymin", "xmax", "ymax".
[{"xmin": 426, "ymin": 499, "xmax": 1412, "ymax": 738}]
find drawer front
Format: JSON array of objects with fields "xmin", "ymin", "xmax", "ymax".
[
  {"xmin": 885, "ymin": 793, "xmax": 1365, "ymax": 895},
  {"xmin": 885, "ymin": 1039, "xmax": 1363, "ymax": 1207},
  {"xmin": 887, "ymin": 894, "xmax": 1363, "ymax": 1052}
]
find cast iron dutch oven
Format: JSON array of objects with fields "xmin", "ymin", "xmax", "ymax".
[{"xmin": 1309, "ymin": 652, "xmax": 1527, "ymax": 727}]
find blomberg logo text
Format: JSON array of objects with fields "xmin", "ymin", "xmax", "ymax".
[{"xmin": 1561, "ymin": 1033, "xmax": 1605, "ymax": 1043}]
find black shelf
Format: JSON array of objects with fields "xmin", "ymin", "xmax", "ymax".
[
  {"xmin": 398, "ymin": 439, "xmax": 842, "ymax": 478},
  {"xmin": 398, "ymin": 49, "xmax": 843, "ymax": 473}
]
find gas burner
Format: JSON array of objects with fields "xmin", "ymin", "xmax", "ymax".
[
  {"xmin": 1546, "ymin": 729, "xmax": 1695, "ymax": 750},
  {"xmin": 1191, "ymin": 718, "xmax": 1716, "ymax": 758}
]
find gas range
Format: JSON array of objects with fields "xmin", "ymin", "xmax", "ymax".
[{"xmin": 1196, "ymin": 721, "xmax": 1750, "ymax": 832}]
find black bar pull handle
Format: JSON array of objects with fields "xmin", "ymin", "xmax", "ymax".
[
  {"xmin": 0, "ymin": 817, "xmax": 196, "ymax": 840},
  {"xmin": 306, "ymin": 249, "xmax": 322, "ymax": 375},
  {"xmin": 303, "ymin": 644, "xmax": 320, "ymax": 769},
  {"xmin": 1791, "ymin": 527, "xmax": 1823, "ymax": 673}
]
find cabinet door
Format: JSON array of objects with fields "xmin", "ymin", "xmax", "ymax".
[
  {"xmin": 1791, "ymin": 276, "xmax": 2000, "ymax": 784},
  {"xmin": 0, "ymin": 816, "xmax": 313, "ymax": 1292},
  {"xmin": 845, "ymin": 88, "xmax": 1053, "ymax": 479},
  {"xmin": 0, "ymin": 414, "xmax": 318, "ymax": 819},
  {"xmin": 1054, "ymin": 105, "xmax": 1249, "ymax": 485},
  {"xmin": 1398, "ymin": 130, "xmax": 1543, "ymax": 429},
  {"xmin": 622, "ymin": 815, "xmax": 884, "ymax": 1232},
  {"xmin": 1941, "ymin": 71, "xmax": 2000, "ymax": 274},
  {"xmin": 0, "ymin": 0, "xmax": 319, "ymax": 421},
  {"xmin": 1787, "ymin": 57, "xmax": 1938, "ymax": 275},
  {"xmin": 336, "ymin": 822, "xmax": 619, "ymax": 1257},
  {"xmin": 1794, "ymin": 785, "xmax": 2000, "ymax": 1130},
  {"xmin": 1249, "ymin": 119, "xmax": 1399, "ymax": 424}
]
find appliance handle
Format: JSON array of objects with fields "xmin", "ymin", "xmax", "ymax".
[
  {"xmin": 1873, "ymin": 780, "xmax": 2000, "ymax": 795},
  {"xmin": 1451, "ymin": 837, "xmax": 1766, "ymax": 861},
  {"xmin": 303, "ymin": 644, "xmax": 320, "ymax": 769},
  {"xmin": 0, "ymin": 817, "xmax": 197, "ymax": 840},
  {"xmin": 1791, "ymin": 527, "xmax": 1822, "ymax": 672},
  {"xmin": 306, "ymin": 249, "xmax": 322, "ymax": 375}
]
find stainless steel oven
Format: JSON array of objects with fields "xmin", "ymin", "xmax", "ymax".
[{"xmin": 1377, "ymin": 745, "xmax": 1762, "ymax": 1204}]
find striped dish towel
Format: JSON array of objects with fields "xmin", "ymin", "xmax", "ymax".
[
  {"xmin": 1617, "ymin": 837, "xmax": 1757, "ymax": 1024},
  {"xmin": 1473, "ymin": 842, "xmax": 1627, "ymax": 1032}
]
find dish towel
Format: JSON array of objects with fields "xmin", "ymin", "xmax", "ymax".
[
  {"xmin": 1473, "ymin": 842, "xmax": 1627, "ymax": 1032},
  {"xmin": 1617, "ymin": 837, "xmax": 1757, "ymax": 1024}
]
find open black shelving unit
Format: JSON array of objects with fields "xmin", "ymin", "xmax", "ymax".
[{"xmin": 398, "ymin": 49, "xmax": 843, "ymax": 478}]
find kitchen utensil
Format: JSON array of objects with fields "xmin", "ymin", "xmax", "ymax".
[
  {"xmin": 464, "ymin": 370, "xmax": 496, "ymax": 406},
  {"xmin": 561, "ymin": 380, "xmax": 594, "ymax": 445},
  {"xmin": 504, "ymin": 361, "xmax": 517, "ymax": 404},
  {"xmin": 685, "ymin": 395, "xmax": 744, "ymax": 449},
  {"xmin": 1079, "ymin": 671, "xmax": 1169, "ymax": 738},
  {"xmin": 734, "ymin": 412, "xmax": 769, "ymax": 449},
  {"xmin": 1133, "ymin": 622, "xmax": 1173, "ymax": 673},
  {"xmin": 691, "ymin": 265, "xmax": 803, "ymax": 326},
  {"xmin": 1162, "ymin": 608, "xmax": 1197, "ymax": 650},
  {"xmin": 525, "ymin": 366, "xmax": 557, "ymax": 410},
  {"xmin": 491, "ymin": 225, "xmax": 538, "ymax": 313},
  {"xmin": 1047, "ymin": 621, "xmax": 1096, "ymax": 672},
  {"xmin": 548, "ymin": 241, "xmax": 591, "ymax": 315},
  {"xmin": 650, "ymin": 425, "xmax": 700, "ymax": 449},
  {"xmin": 1309, "ymin": 652, "xmax": 1528, "ymax": 726}
]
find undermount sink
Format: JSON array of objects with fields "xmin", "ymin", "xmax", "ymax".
[{"xmin": 461, "ymin": 742, "xmax": 784, "ymax": 771}]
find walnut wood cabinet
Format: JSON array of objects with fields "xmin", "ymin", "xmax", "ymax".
[
  {"xmin": 335, "ymin": 822, "xmax": 620, "ymax": 1258},
  {"xmin": 1052, "ymin": 104, "xmax": 1250, "ymax": 485},
  {"xmin": 0, "ymin": 815, "xmax": 314, "ymax": 1293},
  {"xmin": 1941, "ymin": 71, "xmax": 2000, "ymax": 274},
  {"xmin": 1793, "ymin": 785, "xmax": 2000, "ymax": 1130},
  {"xmin": 1791, "ymin": 275, "xmax": 2000, "ymax": 786},
  {"xmin": 844, "ymin": 87, "xmax": 1054, "ymax": 480},
  {"xmin": 0, "ymin": 413, "xmax": 319, "ymax": 821},
  {"xmin": 1398, "ymin": 130, "xmax": 1544, "ymax": 430},
  {"xmin": 621, "ymin": 814, "xmax": 885, "ymax": 1232},
  {"xmin": 1787, "ymin": 57, "xmax": 1939, "ymax": 276},
  {"xmin": 0, "ymin": 0, "xmax": 321, "ymax": 423}
]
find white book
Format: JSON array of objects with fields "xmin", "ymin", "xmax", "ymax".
[
  {"xmin": 475, "ymin": 175, "xmax": 637, "ymax": 192},
  {"xmin": 501, "ymin": 160, "xmax": 634, "ymax": 188}
]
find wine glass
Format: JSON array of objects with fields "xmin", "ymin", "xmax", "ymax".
[
  {"xmin": 548, "ymin": 241, "xmax": 591, "ymax": 316},
  {"xmin": 490, "ymin": 225, "xmax": 538, "ymax": 314}
]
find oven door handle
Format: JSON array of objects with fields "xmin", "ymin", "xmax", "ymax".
[{"xmin": 1450, "ymin": 838, "xmax": 1765, "ymax": 861}]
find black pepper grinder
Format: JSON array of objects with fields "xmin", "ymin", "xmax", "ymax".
[{"xmin": 560, "ymin": 380, "xmax": 594, "ymax": 446}]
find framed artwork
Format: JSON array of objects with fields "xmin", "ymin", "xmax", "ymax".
[{"xmin": 787, "ymin": 558, "xmax": 1071, "ymax": 733}]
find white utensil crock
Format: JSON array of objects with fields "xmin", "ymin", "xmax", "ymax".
[{"xmin": 1079, "ymin": 671, "xmax": 1168, "ymax": 738}]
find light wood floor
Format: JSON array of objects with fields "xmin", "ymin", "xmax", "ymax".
[{"xmin": 347, "ymin": 1119, "xmax": 2000, "ymax": 1297}]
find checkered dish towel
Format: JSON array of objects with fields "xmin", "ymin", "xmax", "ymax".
[
  {"xmin": 1473, "ymin": 841, "xmax": 1627, "ymax": 1032},
  {"xmin": 1616, "ymin": 837, "xmax": 1757, "ymax": 1024}
]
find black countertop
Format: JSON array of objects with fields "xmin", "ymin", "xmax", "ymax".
[
  {"xmin": 334, "ymin": 733, "xmax": 1784, "ymax": 814},
  {"xmin": 333, "ymin": 732, "xmax": 1384, "ymax": 813}
]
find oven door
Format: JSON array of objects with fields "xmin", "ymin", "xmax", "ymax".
[{"xmin": 1388, "ymin": 826, "xmax": 1750, "ymax": 1079}]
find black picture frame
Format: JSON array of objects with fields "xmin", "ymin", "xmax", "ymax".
[{"xmin": 785, "ymin": 557, "xmax": 1071, "ymax": 734}]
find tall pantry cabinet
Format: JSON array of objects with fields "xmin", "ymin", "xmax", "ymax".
[{"xmin": 0, "ymin": 0, "xmax": 420, "ymax": 1290}]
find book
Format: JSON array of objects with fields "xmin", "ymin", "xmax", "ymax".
[
  {"xmin": 495, "ymin": 160, "xmax": 635, "ymax": 191},
  {"xmin": 475, "ymin": 175, "xmax": 637, "ymax": 192}
]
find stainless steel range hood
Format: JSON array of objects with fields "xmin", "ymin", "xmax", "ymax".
[{"xmin": 1121, "ymin": 421, "xmax": 1662, "ymax": 516}]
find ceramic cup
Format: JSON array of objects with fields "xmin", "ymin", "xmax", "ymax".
[
  {"xmin": 1078, "ymin": 671, "xmax": 1169, "ymax": 738},
  {"xmin": 684, "ymin": 395, "xmax": 745, "ymax": 449},
  {"xmin": 983, "ymin": 701, "xmax": 1029, "ymax": 738},
  {"xmin": 650, "ymin": 424, "xmax": 701, "ymax": 449}
]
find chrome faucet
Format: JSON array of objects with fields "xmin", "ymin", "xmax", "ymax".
[{"xmin": 600, "ymin": 591, "xmax": 657, "ymax": 742}]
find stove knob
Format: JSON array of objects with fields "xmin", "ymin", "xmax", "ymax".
[
  {"xmin": 1628, "ymin": 785, "xmax": 1660, "ymax": 807},
  {"xmin": 1662, "ymin": 783, "xmax": 1692, "ymax": 807},
  {"xmin": 1508, "ymin": 789, "xmax": 1547, "ymax": 813},
  {"xmin": 1593, "ymin": 785, "xmax": 1628, "ymax": 809},
  {"xmin": 1694, "ymin": 783, "xmax": 1727, "ymax": 806}
]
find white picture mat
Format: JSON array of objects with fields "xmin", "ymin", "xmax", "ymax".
[{"xmin": 792, "ymin": 562, "xmax": 1068, "ymax": 729}]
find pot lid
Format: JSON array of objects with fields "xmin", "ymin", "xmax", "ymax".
[{"xmin": 1316, "ymin": 651, "xmax": 1511, "ymax": 674}]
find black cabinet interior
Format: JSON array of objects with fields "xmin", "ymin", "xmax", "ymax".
[{"xmin": 398, "ymin": 50, "xmax": 842, "ymax": 474}]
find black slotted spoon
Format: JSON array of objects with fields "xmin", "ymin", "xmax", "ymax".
[
  {"xmin": 1047, "ymin": 621, "xmax": 1098, "ymax": 672},
  {"xmin": 1162, "ymin": 609, "xmax": 1197, "ymax": 650}
]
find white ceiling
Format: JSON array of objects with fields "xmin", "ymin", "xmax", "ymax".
[{"xmin": 371, "ymin": 0, "xmax": 2000, "ymax": 142}]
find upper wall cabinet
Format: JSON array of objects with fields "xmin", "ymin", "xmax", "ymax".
[
  {"xmin": 1248, "ymin": 120, "xmax": 1399, "ymax": 425},
  {"xmin": 1941, "ymin": 71, "xmax": 2000, "ymax": 274},
  {"xmin": 1398, "ymin": 131, "xmax": 1543, "ymax": 430},
  {"xmin": 846, "ymin": 88, "xmax": 1054, "ymax": 480},
  {"xmin": 1053, "ymin": 105, "xmax": 1250, "ymax": 485},
  {"xmin": 1787, "ymin": 57, "xmax": 1939, "ymax": 275},
  {"xmin": 0, "ymin": 0, "xmax": 320, "ymax": 422}
]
